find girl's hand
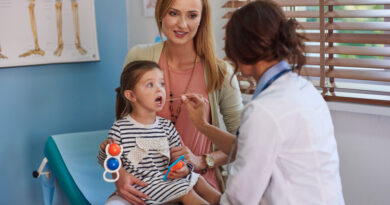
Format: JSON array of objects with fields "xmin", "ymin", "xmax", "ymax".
[
  {"xmin": 181, "ymin": 94, "xmax": 210, "ymax": 132},
  {"xmin": 170, "ymin": 146, "xmax": 206, "ymax": 171},
  {"xmin": 99, "ymin": 138, "xmax": 115, "ymax": 151},
  {"xmin": 167, "ymin": 164, "xmax": 190, "ymax": 180}
]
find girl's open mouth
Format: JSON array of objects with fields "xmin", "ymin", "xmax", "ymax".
[{"xmin": 155, "ymin": 96, "xmax": 163, "ymax": 105}]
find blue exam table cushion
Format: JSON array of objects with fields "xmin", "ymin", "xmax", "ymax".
[{"xmin": 44, "ymin": 130, "xmax": 114, "ymax": 205}]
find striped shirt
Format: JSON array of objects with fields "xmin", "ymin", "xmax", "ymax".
[{"xmin": 98, "ymin": 115, "xmax": 199, "ymax": 204}]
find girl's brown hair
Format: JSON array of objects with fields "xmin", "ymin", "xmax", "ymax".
[
  {"xmin": 225, "ymin": 0, "xmax": 306, "ymax": 73},
  {"xmin": 155, "ymin": 0, "xmax": 227, "ymax": 92},
  {"xmin": 115, "ymin": 61, "xmax": 161, "ymax": 120}
]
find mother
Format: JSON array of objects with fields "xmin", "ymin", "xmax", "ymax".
[{"xmin": 114, "ymin": 0, "xmax": 242, "ymax": 204}]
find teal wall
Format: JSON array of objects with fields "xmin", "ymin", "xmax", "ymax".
[{"xmin": 0, "ymin": 1, "xmax": 127, "ymax": 204}]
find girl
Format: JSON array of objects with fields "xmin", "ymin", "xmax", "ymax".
[
  {"xmin": 182, "ymin": 1, "xmax": 345, "ymax": 204},
  {"xmin": 98, "ymin": 61, "xmax": 220, "ymax": 205}
]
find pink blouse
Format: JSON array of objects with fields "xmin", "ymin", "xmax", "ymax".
[{"xmin": 157, "ymin": 53, "xmax": 220, "ymax": 190}]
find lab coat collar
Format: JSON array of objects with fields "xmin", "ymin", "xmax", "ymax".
[{"xmin": 252, "ymin": 60, "xmax": 291, "ymax": 99}]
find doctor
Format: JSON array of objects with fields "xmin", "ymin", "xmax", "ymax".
[{"xmin": 182, "ymin": 1, "xmax": 345, "ymax": 204}]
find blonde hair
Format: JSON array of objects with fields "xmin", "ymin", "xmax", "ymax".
[{"xmin": 155, "ymin": 0, "xmax": 226, "ymax": 92}]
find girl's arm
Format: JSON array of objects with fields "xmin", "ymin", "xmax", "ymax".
[
  {"xmin": 97, "ymin": 124, "xmax": 122, "ymax": 167},
  {"xmin": 99, "ymin": 122, "xmax": 149, "ymax": 204},
  {"xmin": 166, "ymin": 162, "xmax": 190, "ymax": 179}
]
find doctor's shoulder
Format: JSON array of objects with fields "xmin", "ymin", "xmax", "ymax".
[
  {"xmin": 240, "ymin": 99, "xmax": 275, "ymax": 122},
  {"xmin": 246, "ymin": 89, "xmax": 297, "ymax": 121}
]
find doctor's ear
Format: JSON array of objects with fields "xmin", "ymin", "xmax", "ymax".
[{"xmin": 124, "ymin": 90, "xmax": 136, "ymax": 102}]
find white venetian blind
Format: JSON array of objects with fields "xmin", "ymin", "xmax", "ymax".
[{"xmin": 223, "ymin": 0, "xmax": 390, "ymax": 106}]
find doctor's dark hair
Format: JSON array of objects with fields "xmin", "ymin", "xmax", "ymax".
[
  {"xmin": 225, "ymin": 0, "xmax": 306, "ymax": 73},
  {"xmin": 115, "ymin": 61, "xmax": 161, "ymax": 120}
]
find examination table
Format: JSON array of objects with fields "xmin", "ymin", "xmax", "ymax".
[{"xmin": 36, "ymin": 130, "xmax": 114, "ymax": 204}]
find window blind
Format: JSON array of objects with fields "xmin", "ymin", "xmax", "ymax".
[{"xmin": 223, "ymin": 0, "xmax": 390, "ymax": 106}]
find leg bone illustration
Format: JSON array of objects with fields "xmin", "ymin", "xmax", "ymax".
[
  {"xmin": 54, "ymin": 0, "xmax": 87, "ymax": 56},
  {"xmin": 72, "ymin": 0, "xmax": 87, "ymax": 55},
  {"xmin": 53, "ymin": 0, "xmax": 63, "ymax": 56},
  {"xmin": 19, "ymin": 0, "xmax": 45, "ymax": 57}
]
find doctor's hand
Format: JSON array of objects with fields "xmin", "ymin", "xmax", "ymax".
[
  {"xmin": 181, "ymin": 94, "xmax": 210, "ymax": 133},
  {"xmin": 171, "ymin": 146, "xmax": 206, "ymax": 171},
  {"xmin": 115, "ymin": 169, "xmax": 149, "ymax": 205}
]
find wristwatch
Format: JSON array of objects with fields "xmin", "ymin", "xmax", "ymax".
[{"xmin": 203, "ymin": 154, "xmax": 215, "ymax": 169}]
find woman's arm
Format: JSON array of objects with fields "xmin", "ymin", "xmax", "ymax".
[
  {"xmin": 205, "ymin": 150, "xmax": 229, "ymax": 169},
  {"xmin": 197, "ymin": 122, "xmax": 237, "ymax": 157},
  {"xmin": 218, "ymin": 63, "xmax": 243, "ymax": 134},
  {"xmin": 194, "ymin": 63, "xmax": 242, "ymax": 167},
  {"xmin": 170, "ymin": 146, "xmax": 230, "ymax": 170},
  {"xmin": 182, "ymin": 94, "xmax": 237, "ymax": 157},
  {"xmin": 113, "ymin": 168, "xmax": 149, "ymax": 205}
]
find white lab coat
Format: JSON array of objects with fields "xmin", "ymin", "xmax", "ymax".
[{"xmin": 220, "ymin": 72, "xmax": 345, "ymax": 205}]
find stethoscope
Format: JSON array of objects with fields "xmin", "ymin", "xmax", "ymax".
[{"xmin": 226, "ymin": 68, "xmax": 292, "ymax": 176}]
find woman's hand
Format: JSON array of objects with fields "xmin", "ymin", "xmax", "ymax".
[
  {"xmin": 171, "ymin": 146, "xmax": 206, "ymax": 171},
  {"xmin": 115, "ymin": 169, "xmax": 149, "ymax": 205},
  {"xmin": 181, "ymin": 94, "xmax": 210, "ymax": 132},
  {"xmin": 167, "ymin": 164, "xmax": 190, "ymax": 180},
  {"xmin": 99, "ymin": 138, "xmax": 115, "ymax": 151}
]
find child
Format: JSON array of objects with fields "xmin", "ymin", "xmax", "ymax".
[{"xmin": 97, "ymin": 60, "xmax": 220, "ymax": 205}]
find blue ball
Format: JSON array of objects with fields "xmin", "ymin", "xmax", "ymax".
[{"xmin": 107, "ymin": 158, "xmax": 119, "ymax": 170}]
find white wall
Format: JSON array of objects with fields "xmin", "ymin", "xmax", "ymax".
[
  {"xmin": 331, "ymin": 108, "xmax": 390, "ymax": 205},
  {"xmin": 126, "ymin": 0, "xmax": 157, "ymax": 49},
  {"xmin": 126, "ymin": 1, "xmax": 390, "ymax": 204}
]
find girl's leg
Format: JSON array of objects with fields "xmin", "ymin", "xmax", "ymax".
[
  {"xmin": 105, "ymin": 193, "xmax": 131, "ymax": 205},
  {"xmin": 179, "ymin": 189, "xmax": 209, "ymax": 205},
  {"xmin": 193, "ymin": 176, "xmax": 221, "ymax": 205}
]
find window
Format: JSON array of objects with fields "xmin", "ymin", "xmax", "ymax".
[{"xmin": 223, "ymin": 0, "xmax": 390, "ymax": 106}]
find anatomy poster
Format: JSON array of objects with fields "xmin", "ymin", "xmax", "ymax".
[{"xmin": 0, "ymin": 0, "xmax": 99, "ymax": 68}]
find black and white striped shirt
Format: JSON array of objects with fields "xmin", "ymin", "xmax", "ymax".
[{"xmin": 98, "ymin": 115, "xmax": 198, "ymax": 204}]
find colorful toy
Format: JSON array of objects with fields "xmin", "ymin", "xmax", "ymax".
[
  {"xmin": 163, "ymin": 155, "xmax": 185, "ymax": 181},
  {"xmin": 103, "ymin": 143, "xmax": 123, "ymax": 182}
]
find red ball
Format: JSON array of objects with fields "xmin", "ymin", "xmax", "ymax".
[{"xmin": 108, "ymin": 143, "xmax": 121, "ymax": 156}]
